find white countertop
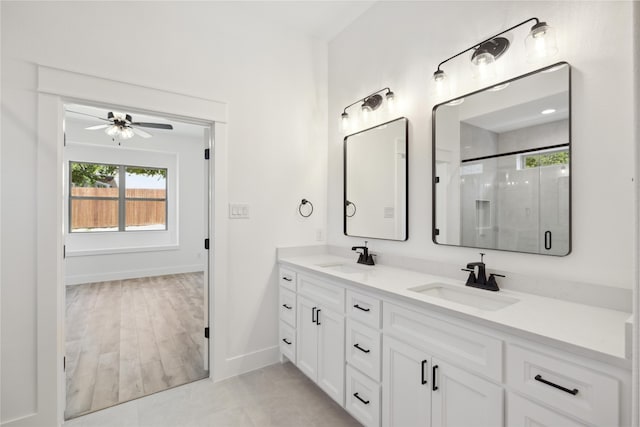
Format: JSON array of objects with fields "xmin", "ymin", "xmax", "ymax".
[{"xmin": 279, "ymin": 254, "xmax": 631, "ymax": 368}]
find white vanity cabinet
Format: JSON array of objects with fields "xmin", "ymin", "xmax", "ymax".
[
  {"xmin": 296, "ymin": 274, "xmax": 346, "ymax": 406},
  {"xmin": 277, "ymin": 261, "xmax": 631, "ymax": 427}
]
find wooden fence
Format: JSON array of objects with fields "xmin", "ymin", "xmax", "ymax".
[{"xmin": 71, "ymin": 187, "xmax": 166, "ymax": 230}]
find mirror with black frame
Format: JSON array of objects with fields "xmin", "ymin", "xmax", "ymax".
[
  {"xmin": 344, "ymin": 117, "xmax": 408, "ymax": 241},
  {"xmin": 433, "ymin": 62, "xmax": 570, "ymax": 256}
]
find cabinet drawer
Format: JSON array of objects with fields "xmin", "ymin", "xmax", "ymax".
[
  {"xmin": 279, "ymin": 287, "xmax": 296, "ymax": 327},
  {"xmin": 279, "ymin": 267, "xmax": 297, "ymax": 291},
  {"xmin": 506, "ymin": 344, "xmax": 618, "ymax": 426},
  {"xmin": 346, "ymin": 319, "xmax": 381, "ymax": 381},
  {"xmin": 347, "ymin": 290, "xmax": 381, "ymax": 329},
  {"xmin": 383, "ymin": 302, "xmax": 502, "ymax": 381},
  {"xmin": 279, "ymin": 321, "xmax": 296, "ymax": 363},
  {"xmin": 346, "ymin": 365, "xmax": 381, "ymax": 427},
  {"xmin": 507, "ymin": 392, "xmax": 587, "ymax": 427},
  {"xmin": 298, "ymin": 274, "xmax": 345, "ymax": 314}
]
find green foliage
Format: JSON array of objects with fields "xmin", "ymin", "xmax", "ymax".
[
  {"xmin": 71, "ymin": 163, "xmax": 166, "ymax": 186},
  {"xmin": 71, "ymin": 163, "xmax": 118, "ymax": 187},
  {"xmin": 126, "ymin": 167, "xmax": 167, "ymax": 180},
  {"xmin": 525, "ymin": 151, "xmax": 569, "ymax": 168}
]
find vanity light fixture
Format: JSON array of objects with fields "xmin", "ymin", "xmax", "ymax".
[
  {"xmin": 432, "ymin": 17, "xmax": 558, "ymax": 89},
  {"xmin": 341, "ymin": 87, "xmax": 395, "ymax": 132}
]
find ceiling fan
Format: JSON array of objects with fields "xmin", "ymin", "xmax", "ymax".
[{"xmin": 69, "ymin": 110, "xmax": 174, "ymax": 139}]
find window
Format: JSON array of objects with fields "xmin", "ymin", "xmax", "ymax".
[
  {"xmin": 70, "ymin": 162, "xmax": 167, "ymax": 232},
  {"xmin": 522, "ymin": 149, "xmax": 569, "ymax": 168}
]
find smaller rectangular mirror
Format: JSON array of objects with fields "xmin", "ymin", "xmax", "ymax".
[
  {"xmin": 433, "ymin": 62, "xmax": 570, "ymax": 255},
  {"xmin": 344, "ymin": 117, "xmax": 408, "ymax": 241}
]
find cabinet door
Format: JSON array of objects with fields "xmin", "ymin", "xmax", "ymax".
[
  {"xmin": 382, "ymin": 336, "xmax": 431, "ymax": 427},
  {"xmin": 297, "ymin": 296, "xmax": 318, "ymax": 381},
  {"xmin": 431, "ymin": 358, "xmax": 503, "ymax": 427},
  {"xmin": 317, "ymin": 306, "xmax": 345, "ymax": 406}
]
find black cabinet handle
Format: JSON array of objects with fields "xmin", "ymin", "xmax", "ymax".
[
  {"xmin": 282, "ymin": 276, "xmax": 292, "ymax": 282},
  {"xmin": 353, "ymin": 304, "xmax": 370, "ymax": 312},
  {"xmin": 282, "ymin": 338, "xmax": 291, "ymax": 345},
  {"xmin": 353, "ymin": 392, "xmax": 370, "ymax": 405},
  {"xmin": 544, "ymin": 231, "xmax": 552, "ymax": 250},
  {"xmin": 354, "ymin": 343, "xmax": 370, "ymax": 354},
  {"xmin": 421, "ymin": 360, "xmax": 428, "ymax": 385},
  {"xmin": 534, "ymin": 374, "xmax": 578, "ymax": 395},
  {"xmin": 282, "ymin": 304, "xmax": 292, "ymax": 310},
  {"xmin": 432, "ymin": 365, "xmax": 439, "ymax": 391},
  {"xmin": 316, "ymin": 309, "xmax": 321, "ymax": 325},
  {"xmin": 311, "ymin": 307, "xmax": 316, "ymax": 323}
]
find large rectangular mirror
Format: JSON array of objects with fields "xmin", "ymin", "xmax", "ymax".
[
  {"xmin": 345, "ymin": 117, "xmax": 408, "ymax": 241},
  {"xmin": 433, "ymin": 62, "xmax": 570, "ymax": 255}
]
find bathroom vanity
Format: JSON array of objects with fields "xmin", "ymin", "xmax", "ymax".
[{"xmin": 277, "ymin": 251, "xmax": 631, "ymax": 427}]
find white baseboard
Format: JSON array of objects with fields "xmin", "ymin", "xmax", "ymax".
[
  {"xmin": 65, "ymin": 264, "xmax": 205, "ymax": 285},
  {"xmin": 215, "ymin": 345, "xmax": 280, "ymax": 381}
]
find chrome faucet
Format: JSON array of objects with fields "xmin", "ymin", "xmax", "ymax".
[
  {"xmin": 352, "ymin": 241, "xmax": 375, "ymax": 266},
  {"xmin": 462, "ymin": 253, "xmax": 504, "ymax": 291}
]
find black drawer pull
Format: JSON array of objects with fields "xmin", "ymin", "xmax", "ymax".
[
  {"xmin": 312, "ymin": 307, "xmax": 317, "ymax": 323},
  {"xmin": 544, "ymin": 231, "xmax": 552, "ymax": 250},
  {"xmin": 282, "ymin": 338, "xmax": 292, "ymax": 345},
  {"xmin": 534, "ymin": 375, "xmax": 578, "ymax": 395},
  {"xmin": 282, "ymin": 276, "xmax": 292, "ymax": 282},
  {"xmin": 353, "ymin": 304, "xmax": 370, "ymax": 312},
  {"xmin": 354, "ymin": 343, "xmax": 370, "ymax": 354},
  {"xmin": 432, "ymin": 365, "xmax": 439, "ymax": 391},
  {"xmin": 353, "ymin": 392, "xmax": 370, "ymax": 405},
  {"xmin": 282, "ymin": 304, "xmax": 292, "ymax": 310},
  {"xmin": 316, "ymin": 309, "xmax": 321, "ymax": 325},
  {"xmin": 421, "ymin": 360, "xmax": 428, "ymax": 385}
]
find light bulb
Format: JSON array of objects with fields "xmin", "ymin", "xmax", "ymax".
[
  {"xmin": 121, "ymin": 127, "xmax": 134, "ymax": 139},
  {"xmin": 433, "ymin": 70, "xmax": 450, "ymax": 98},
  {"xmin": 386, "ymin": 91, "xmax": 396, "ymax": 114},
  {"xmin": 471, "ymin": 51, "xmax": 496, "ymax": 80},
  {"xmin": 525, "ymin": 21, "xmax": 558, "ymax": 62},
  {"xmin": 341, "ymin": 112, "xmax": 349, "ymax": 132},
  {"xmin": 362, "ymin": 104, "xmax": 371, "ymax": 123},
  {"xmin": 105, "ymin": 125, "xmax": 119, "ymax": 136}
]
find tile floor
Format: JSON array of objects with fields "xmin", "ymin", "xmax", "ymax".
[{"xmin": 64, "ymin": 362, "xmax": 361, "ymax": 427}]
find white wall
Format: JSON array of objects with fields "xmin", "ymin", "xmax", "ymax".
[
  {"xmin": 64, "ymin": 116, "xmax": 207, "ymax": 285},
  {"xmin": 328, "ymin": 1, "xmax": 635, "ymax": 289},
  {"xmin": 1, "ymin": 2, "xmax": 327, "ymax": 423}
]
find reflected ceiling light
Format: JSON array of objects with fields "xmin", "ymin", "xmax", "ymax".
[
  {"xmin": 446, "ymin": 98, "xmax": 464, "ymax": 106},
  {"xmin": 488, "ymin": 82, "xmax": 510, "ymax": 92},
  {"xmin": 341, "ymin": 87, "xmax": 396, "ymax": 132},
  {"xmin": 432, "ymin": 18, "xmax": 558, "ymax": 92},
  {"xmin": 541, "ymin": 108, "xmax": 556, "ymax": 115}
]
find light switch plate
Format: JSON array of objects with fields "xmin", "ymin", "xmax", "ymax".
[{"xmin": 229, "ymin": 203, "xmax": 250, "ymax": 219}]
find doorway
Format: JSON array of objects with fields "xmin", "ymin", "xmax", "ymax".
[{"xmin": 62, "ymin": 104, "xmax": 211, "ymax": 419}]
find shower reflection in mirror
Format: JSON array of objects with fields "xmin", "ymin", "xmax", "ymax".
[{"xmin": 433, "ymin": 62, "xmax": 570, "ymax": 256}]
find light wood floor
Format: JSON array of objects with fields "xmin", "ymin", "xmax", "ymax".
[{"xmin": 65, "ymin": 272, "xmax": 207, "ymax": 420}]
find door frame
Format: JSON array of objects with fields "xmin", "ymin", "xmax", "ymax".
[{"xmin": 35, "ymin": 65, "xmax": 228, "ymax": 427}]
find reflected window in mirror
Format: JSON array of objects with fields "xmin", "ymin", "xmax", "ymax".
[
  {"xmin": 345, "ymin": 117, "xmax": 408, "ymax": 241},
  {"xmin": 433, "ymin": 62, "xmax": 570, "ymax": 256}
]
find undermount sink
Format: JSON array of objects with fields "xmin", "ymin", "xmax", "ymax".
[
  {"xmin": 409, "ymin": 282, "xmax": 519, "ymax": 311},
  {"xmin": 315, "ymin": 262, "xmax": 371, "ymax": 274}
]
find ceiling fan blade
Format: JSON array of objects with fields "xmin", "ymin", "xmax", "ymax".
[
  {"xmin": 131, "ymin": 122, "xmax": 173, "ymax": 130},
  {"xmin": 66, "ymin": 110, "xmax": 111, "ymax": 121},
  {"xmin": 132, "ymin": 127, "xmax": 152, "ymax": 138},
  {"xmin": 85, "ymin": 124, "xmax": 109, "ymax": 130}
]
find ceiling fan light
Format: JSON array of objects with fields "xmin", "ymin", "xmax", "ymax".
[
  {"xmin": 105, "ymin": 125, "xmax": 119, "ymax": 136},
  {"xmin": 120, "ymin": 127, "xmax": 135, "ymax": 139}
]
